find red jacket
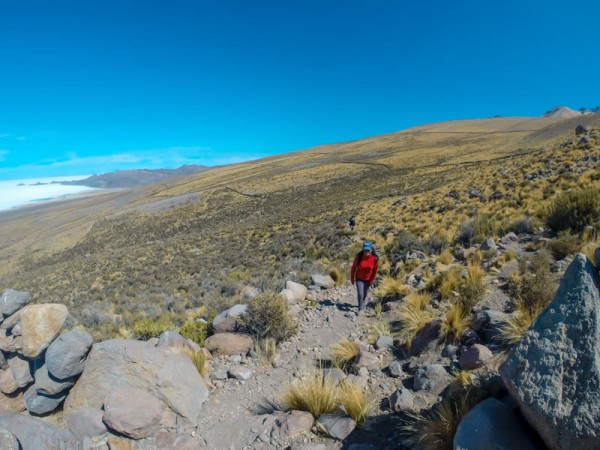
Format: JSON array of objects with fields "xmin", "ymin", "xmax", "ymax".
[{"xmin": 351, "ymin": 251, "xmax": 379, "ymax": 285}]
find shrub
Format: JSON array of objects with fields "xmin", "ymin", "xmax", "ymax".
[
  {"xmin": 331, "ymin": 339, "xmax": 360, "ymax": 371},
  {"xmin": 437, "ymin": 249, "xmax": 454, "ymax": 265},
  {"xmin": 132, "ymin": 315, "xmax": 174, "ymax": 340},
  {"xmin": 179, "ymin": 320, "xmax": 208, "ymax": 346},
  {"xmin": 339, "ymin": 381, "xmax": 374, "ymax": 424},
  {"xmin": 547, "ymin": 232, "xmax": 581, "ymax": 260},
  {"xmin": 546, "ymin": 188, "xmax": 600, "ymax": 233},
  {"xmin": 456, "ymin": 214, "xmax": 498, "ymax": 246},
  {"xmin": 238, "ymin": 292, "xmax": 297, "ymax": 343},
  {"xmin": 515, "ymin": 250, "xmax": 557, "ymax": 317},
  {"xmin": 281, "ymin": 371, "xmax": 339, "ymax": 418},
  {"xmin": 509, "ymin": 216, "xmax": 534, "ymax": 235}
]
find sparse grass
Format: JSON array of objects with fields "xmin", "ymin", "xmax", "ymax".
[
  {"xmin": 329, "ymin": 267, "xmax": 346, "ymax": 286},
  {"xmin": 451, "ymin": 370, "xmax": 474, "ymax": 388},
  {"xmin": 374, "ymin": 276, "xmax": 410, "ymax": 301},
  {"xmin": 331, "ymin": 339, "xmax": 360, "ymax": 371},
  {"xmin": 339, "ymin": 381, "xmax": 374, "ymax": 424},
  {"xmin": 546, "ymin": 188, "xmax": 600, "ymax": 233},
  {"xmin": 281, "ymin": 371, "xmax": 339, "ymax": 418},
  {"xmin": 547, "ymin": 232, "xmax": 581, "ymax": 260},
  {"xmin": 179, "ymin": 320, "xmax": 208, "ymax": 346},
  {"xmin": 438, "ymin": 265, "xmax": 463, "ymax": 299},
  {"xmin": 186, "ymin": 349, "xmax": 207, "ymax": 377},
  {"xmin": 374, "ymin": 301, "xmax": 383, "ymax": 317},
  {"xmin": 255, "ymin": 337, "xmax": 278, "ymax": 364},
  {"xmin": 437, "ymin": 249, "xmax": 453, "ymax": 265},
  {"xmin": 132, "ymin": 315, "xmax": 174, "ymax": 340},
  {"xmin": 499, "ymin": 302, "xmax": 540, "ymax": 344},
  {"xmin": 457, "ymin": 261, "xmax": 486, "ymax": 311}
]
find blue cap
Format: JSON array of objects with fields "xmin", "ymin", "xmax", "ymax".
[{"xmin": 363, "ymin": 241, "xmax": 373, "ymax": 251}]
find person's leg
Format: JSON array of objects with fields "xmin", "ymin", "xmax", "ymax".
[{"xmin": 356, "ymin": 280, "xmax": 368, "ymax": 311}]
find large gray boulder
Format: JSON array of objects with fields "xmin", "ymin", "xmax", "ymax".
[
  {"xmin": 31, "ymin": 364, "xmax": 75, "ymax": 396},
  {"xmin": 454, "ymin": 398, "xmax": 540, "ymax": 450},
  {"xmin": 500, "ymin": 254, "xmax": 600, "ymax": 450},
  {"xmin": 24, "ymin": 385, "xmax": 67, "ymax": 415},
  {"xmin": 20, "ymin": 304, "xmax": 69, "ymax": 358},
  {"xmin": 0, "ymin": 290, "xmax": 31, "ymax": 317},
  {"xmin": 0, "ymin": 413, "xmax": 80, "ymax": 449},
  {"xmin": 65, "ymin": 407, "xmax": 107, "ymax": 439},
  {"xmin": 6, "ymin": 354, "xmax": 32, "ymax": 388},
  {"xmin": 64, "ymin": 339, "xmax": 209, "ymax": 422},
  {"xmin": 103, "ymin": 387, "xmax": 163, "ymax": 439},
  {"xmin": 212, "ymin": 304, "xmax": 248, "ymax": 333},
  {"xmin": 46, "ymin": 329, "xmax": 93, "ymax": 379},
  {"xmin": 0, "ymin": 428, "xmax": 18, "ymax": 450}
]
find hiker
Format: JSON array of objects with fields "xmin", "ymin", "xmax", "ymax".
[
  {"xmin": 350, "ymin": 241, "xmax": 379, "ymax": 312},
  {"xmin": 349, "ymin": 216, "xmax": 356, "ymax": 231}
]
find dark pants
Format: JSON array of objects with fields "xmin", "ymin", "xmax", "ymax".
[{"xmin": 356, "ymin": 279, "xmax": 370, "ymax": 310}]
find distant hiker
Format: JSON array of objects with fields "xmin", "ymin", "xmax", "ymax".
[
  {"xmin": 348, "ymin": 216, "xmax": 356, "ymax": 231},
  {"xmin": 350, "ymin": 241, "xmax": 379, "ymax": 312}
]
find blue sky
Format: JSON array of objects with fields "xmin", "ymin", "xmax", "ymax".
[{"xmin": 0, "ymin": 1, "xmax": 598, "ymax": 180}]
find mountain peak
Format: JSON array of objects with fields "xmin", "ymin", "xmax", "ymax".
[{"xmin": 542, "ymin": 106, "xmax": 581, "ymax": 119}]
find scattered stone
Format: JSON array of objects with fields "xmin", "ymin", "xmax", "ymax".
[
  {"xmin": 458, "ymin": 344, "xmax": 493, "ymax": 370},
  {"xmin": 500, "ymin": 254, "xmax": 600, "ymax": 449},
  {"xmin": 480, "ymin": 238, "xmax": 497, "ymax": 251},
  {"xmin": 271, "ymin": 410, "xmax": 314, "ymax": 439},
  {"xmin": 310, "ymin": 274, "xmax": 335, "ymax": 290},
  {"xmin": 410, "ymin": 320, "xmax": 441, "ymax": 355},
  {"xmin": 319, "ymin": 413, "xmax": 356, "ymax": 440},
  {"xmin": 413, "ymin": 364, "xmax": 450, "ymax": 395},
  {"xmin": 209, "ymin": 370, "xmax": 228, "ymax": 381},
  {"xmin": 205, "ymin": 332, "xmax": 254, "ymax": 356},
  {"xmin": 286, "ymin": 280, "xmax": 308, "ymax": 303},
  {"xmin": 353, "ymin": 350, "xmax": 379, "ymax": 371},
  {"xmin": 388, "ymin": 360, "xmax": 404, "ymax": 378},
  {"xmin": 390, "ymin": 387, "xmax": 414, "ymax": 412},
  {"xmin": 228, "ymin": 366, "xmax": 253, "ymax": 380},
  {"xmin": 375, "ymin": 335, "xmax": 394, "ymax": 350},
  {"xmin": 279, "ymin": 288, "xmax": 297, "ymax": 305},
  {"xmin": 0, "ymin": 290, "xmax": 31, "ymax": 317}
]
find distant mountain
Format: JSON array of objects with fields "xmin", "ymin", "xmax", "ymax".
[
  {"xmin": 542, "ymin": 106, "xmax": 581, "ymax": 119},
  {"xmin": 61, "ymin": 165, "xmax": 210, "ymax": 188}
]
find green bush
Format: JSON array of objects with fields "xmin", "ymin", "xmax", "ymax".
[
  {"xmin": 179, "ymin": 320, "xmax": 208, "ymax": 346},
  {"xmin": 547, "ymin": 232, "xmax": 581, "ymax": 260},
  {"xmin": 238, "ymin": 292, "xmax": 297, "ymax": 343},
  {"xmin": 512, "ymin": 250, "xmax": 557, "ymax": 316},
  {"xmin": 546, "ymin": 188, "xmax": 600, "ymax": 233},
  {"xmin": 132, "ymin": 315, "xmax": 174, "ymax": 340}
]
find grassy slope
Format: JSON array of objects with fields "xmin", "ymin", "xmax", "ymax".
[{"xmin": 0, "ymin": 115, "xmax": 598, "ymax": 339}]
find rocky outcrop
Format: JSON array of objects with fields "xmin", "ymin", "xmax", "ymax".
[
  {"xmin": 45, "ymin": 329, "xmax": 93, "ymax": 379},
  {"xmin": 20, "ymin": 304, "xmax": 69, "ymax": 358},
  {"xmin": 212, "ymin": 304, "xmax": 248, "ymax": 333},
  {"xmin": 500, "ymin": 254, "xmax": 600, "ymax": 449}
]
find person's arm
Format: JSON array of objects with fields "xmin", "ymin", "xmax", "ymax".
[
  {"xmin": 369, "ymin": 257, "xmax": 379, "ymax": 286},
  {"xmin": 350, "ymin": 254, "xmax": 359, "ymax": 284}
]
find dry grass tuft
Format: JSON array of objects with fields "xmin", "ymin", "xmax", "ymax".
[
  {"xmin": 331, "ymin": 339, "xmax": 360, "ymax": 370},
  {"xmin": 255, "ymin": 337, "xmax": 278, "ymax": 364},
  {"xmin": 186, "ymin": 349, "xmax": 207, "ymax": 377},
  {"xmin": 281, "ymin": 371, "xmax": 339, "ymax": 418},
  {"xmin": 396, "ymin": 302, "xmax": 433, "ymax": 347},
  {"xmin": 339, "ymin": 381, "xmax": 374, "ymax": 424},
  {"xmin": 329, "ymin": 267, "xmax": 346, "ymax": 286},
  {"xmin": 375, "ymin": 276, "xmax": 410, "ymax": 301},
  {"xmin": 404, "ymin": 291, "xmax": 432, "ymax": 311},
  {"xmin": 498, "ymin": 303, "xmax": 540, "ymax": 344},
  {"xmin": 439, "ymin": 303, "xmax": 470, "ymax": 343}
]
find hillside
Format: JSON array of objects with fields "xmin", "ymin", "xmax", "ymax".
[{"xmin": 0, "ymin": 114, "xmax": 599, "ymax": 340}]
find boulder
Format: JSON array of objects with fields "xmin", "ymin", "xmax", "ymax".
[
  {"xmin": 454, "ymin": 398, "xmax": 539, "ymax": 450},
  {"xmin": 390, "ymin": 387, "xmax": 414, "ymax": 412},
  {"xmin": 24, "ymin": 385, "xmax": 67, "ymax": 415},
  {"xmin": 458, "ymin": 344, "xmax": 493, "ymax": 370},
  {"xmin": 20, "ymin": 304, "xmax": 69, "ymax": 358},
  {"xmin": 228, "ymin": 366, "xmax": 253, "ymax": 380},
  {"xmin": 286, "ymin": 281, "xmax": 308, "ymax": 303},
  {"xmin": 480, "ymin": 238, "xmax": 497, "ymax": 251},
  {"xmin": 0, "ymin": 290, "xmax": 31, "ymax": 317},
  {"xmin": 0, "ymin": 369, "xmax": 18, "ymax": 395},
  {"xmin": 156, "ymin": 331, "xmax": 200, "ymax": 354},
  {"xmin": 6, "ymin": 355, "xmax": 32, "ymax": 388},
  {"xmin": 499, "ymin": 254, "xmax": 600, "ymax": 450},
  {"xmin": 353, "ymin": 350, "xmax": 379, "ymax": 371},
  {"xmin": 65, "ymin": 407, "xmax": 107, "ymax": 439},
  {"xmin": 0, "ymin": 391, "xmax": 25, "ymax": 413},
  {"xmin": 0, "ymin": 428, "xmax": 18, "ymax": 450},
  {"xmin": 204, "ymin": 332, "xmax": 254, "ymax": 356},
  {"xmin": 103, "ymin": 387, "xmax": 163, "ymax": 439},
  {"xmin": 0, "ymin": 413, "xmax": 80, "ymax": 449},
  {"xmin": 310, "ymin": 274, "xmax": 335, "ymax": 290},
  {"xmin": 31, "ymin": 364, "xmax": 74, "ymax": 396},
  {"xmin": 45, "ymin": 329, "xmax": 93, "ymax": 379},
  {"xmin": 410, "ymin": 320, "xmax": 441, "ymax": 355},
  {"xmin": 279, "ymin": 289, "xmax": 297, "ymax": 305},
  {"xmin": 64, "ymin": 339, "xmax": 209, "ymax": 422},
  {"xmin": 472, "ymin": 309, "xmax": 508, "ymax": 343},
  {"xmin": 212, "ymin": 304, "xmax": 248, "ymax": 333},
  {"xmin": 271, "ymin": 410, "xmax": 314, "ymax": 439}
]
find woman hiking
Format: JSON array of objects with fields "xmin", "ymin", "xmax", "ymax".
[{"xmin": 350, "ymin": 241, "xmax": 379, "ymax": 313}]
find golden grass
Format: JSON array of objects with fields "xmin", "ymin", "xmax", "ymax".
[
  {"xmin": 438, "ymin": 265, "xmax": 463, "ymax": 299},
  {"xmin": 255, "ymin": 337, "xmax": 278, "ymax": 364},
  {"xmin": 329, "ymin": 267, "xmax": 346, "ymax": 286},
  {"xmin": 374, "ymin": 276, "xmax": 410, "ymax": 300},
  {"xmin": 439, "ymin": 303, "xmax": 470, "ymax": 343},
  {"xmin": 186, "ymin": 349, "xmax": 206, "ymax": 377},
  {"xmin": 330, "ymin": 339, "xmax": 360, "ymax": 370},
  {"xmin": 498, "ymin": 303, "xmax": 541, "ymax": 345},
  {"xmin": 396, "ymin": 303, "xmax": 433, "ymax": 347},
  {"xmin": 451, "ymin": 370, "xmax": 474, "ymax": 388},
  {"xmin": 404, "ymin": 291, "xmax": 432, "ymax": 311},
  {"xmin": 339, "ymin": 381, "xmax": 374, "ymax": 424},
  {"xmin": 437, "ymin": 249, "xmax": 453, "ymax": 265},
  {"xmin": 281, "ymin": 371, "xmax": 339, "ymax": 418}
]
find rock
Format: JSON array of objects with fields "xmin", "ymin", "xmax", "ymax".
[
  {"xmin": 353, "ymin": 350, "xmax": 379, "ymax": 371},
  {"xmin": 64, "ymin": 339, "xmax": 209, "ymax": 423},
  {"xmin": 65, "ymin": 407, "xmax": 107, "ymax": 439},
  {"xmin": 413, "ymin": 364, "xmax": 450, "ymax": 395},
  {"xmin": 499, "ymin": 254, "xmax": 600, "ymax": 450},
  {"xmin": 0, "ymin": 413, "xmax": 80, "ymax": 449},
  {"xmin": 0, "ymin": 312, "xmax": 21, "ymax": 332},
  {"xmin": 279, "ymin": 289, "xmax": 297, "ymax": 305},
  {"xmin": 0, "ymin": 290, "xmax": 31, "ymax": 317},
  {"xmin": 310, "ymin": 274, "xmax": 335, "ymax": 290},
  {"xmin": 204, "ymin": 332, "xmax": 254, "ymax": 356},
  {"xmin": 454, "ymin": 398, "xmax": 540, "ymax": 450},
  {"xmin": 442, "ymin": 344, "xmax": 458, "ymax": 358},
  {"xmin": 323, "ymin": 367, "xmax": 346, "ymax": 385},
  {"xmin": 45, "ymin": 328, "xmax": 93, "ymax": 380},
  {"xmin": 20, "ymin": 304, "xmax": 69, "ymax": 358},
  {"xmin": 0, "ymin": 335, "xmax": 16, "ymax": 353},
  {"xmin": 576, "ymin": 124, "xmax": 589, "ymax": 136},
  {"xmin": 375, "ymin": 335, "xmax": 394, "ymax": 350},
  {"xmin": 271, "ymin": 410, "xmax": 314, "ymax": 439},
  {"xmin": 31, "ymin": 364, "xmax": 74, "ymax": 396},
  {"xmin": 410, "ymin": 320, "xmax": 441, "ymax": 355},
  {"xmin": 500, "ymin": 232, "xmax": 519, "ymax": 243},
  {"xmin": 0, "ymin": 353, "xmax": 7, "ymax": 371},
  {"xmin": 480, "ymin": 238, "xmax": 497, "ymax": 251},
  {"xmin": 210, "ymin": 370, "xmax": 228, "ymax": 380},
  {"xmin": 103, "ymin": 387, "xmax": 163, "ymax": 439},
  {"xmin": 156, "ymin": 331, "xmax": 200, "ymax": 354},
  {"xmin": 0, "ymin": 390, "xmax": 25, "ymax": 413},
  {"xmin": 0, "ymin": 428, "xmax": 18, "ymax": 450},
  {"xmin": 228, "ymin": 366, "xmax": 253, "ymax": 380},
  {"xmin": 240, "ymin": 286, "xmax": 260, "ymax": 301},
  {"xmin": 0, "ymin": 369, "xmax": 18, "ymax": 394},
  {"xmin": 390, "ymin": 387, "xmax": 414, "ymax": 412},
  {"xmin": 6, "ymin": 354, "xmax": 32, "ymax": 388},
  {"xmin": 319, "ymin": 413, "xmax": 356, "ymax": 440},
  {"xmin": 388, "ymin": 360, "xmax": 404, "ymax": 378},
  {"xmin": 289, "ymin": 444, "xmax": 328, "ymax": 450},
  {"xmin": 212, "ymin": 304, "xmax": 248, "ymax": 333},
  {"xmin": 24, "ymin": 384, "xmax": 67, "ymax": 415},
  {"xmin": 472, "ymin": 309, "xmax": 508, "ymax": 343},
  {"xmin": 458, "ymin": 344, "xmax": 493, "ymax": 370},
  {"xmin": 286, "ymin": 280, "xmax": 308, "ymax": 303}
]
